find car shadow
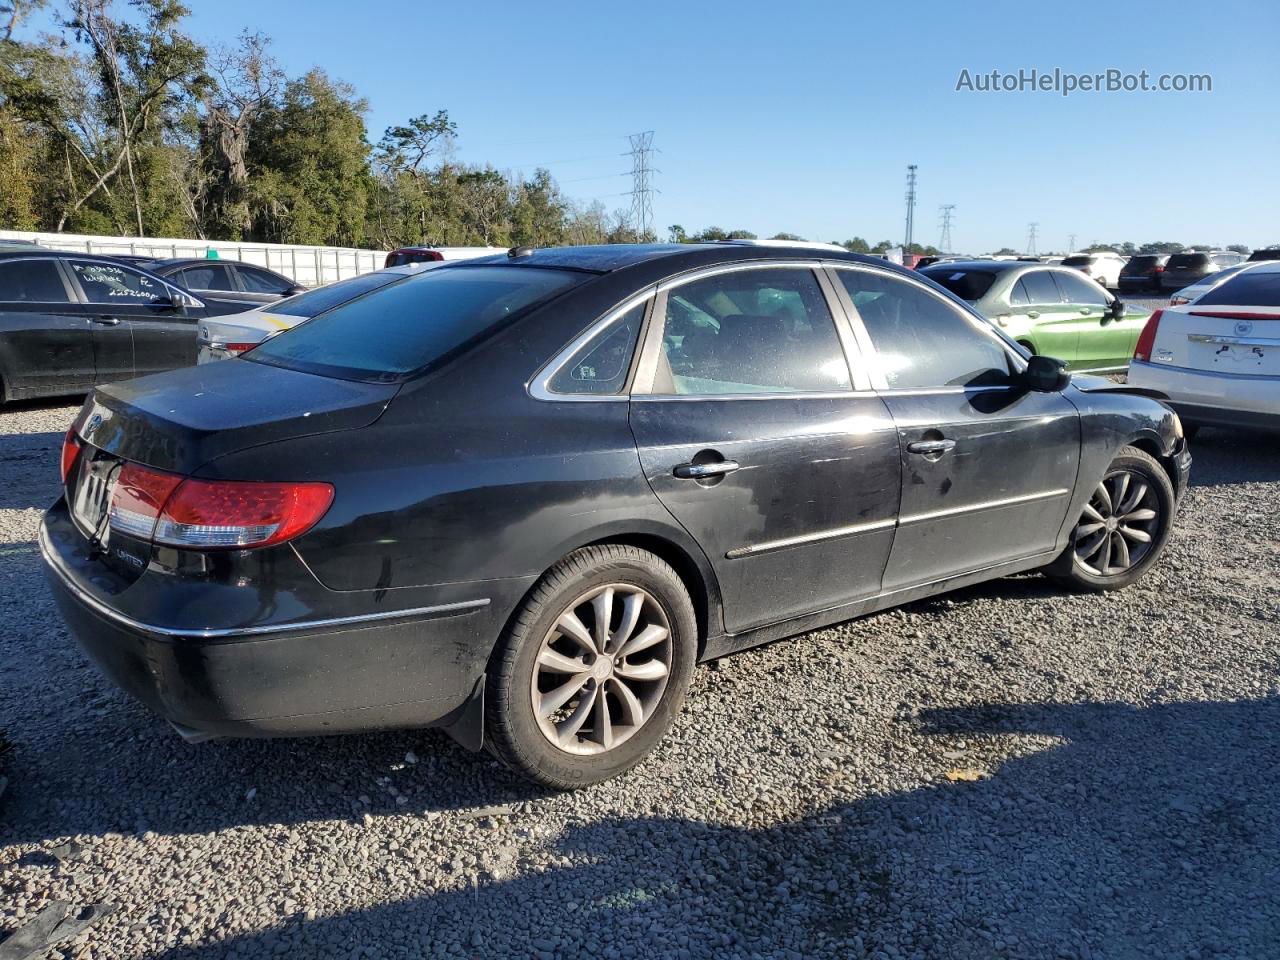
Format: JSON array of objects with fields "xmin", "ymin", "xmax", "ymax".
[
  {"xmin": 0, "ymin": 428, "xmax": 64, "ymax": 510},
  {"xmin": 127, "ymin": 696, "xmax": 1280, "ymax": 960},
  {"xmin": 1187, "ymin": 428, "xmax": 1280, "ymax": 487}
]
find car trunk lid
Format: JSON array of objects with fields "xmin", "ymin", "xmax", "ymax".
[{"xmin": 1151, "ymin": 305, "xmax": 1280, "ymax": 376}]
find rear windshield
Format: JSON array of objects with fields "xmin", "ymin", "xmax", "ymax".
[
  {"xmin": 1247, "ymin": 249, "xmax": 1280, "ymax": 262},
  {"xmin": 1167, "ymin": 253, "xmax": 1210, "ymax": 269},
  {"xmin": 919, "ymin": 267, "xmax": 997, "ymax": 301},
  {"xmin": 1062, "ymin": 256, "xmax": 1094, "ymax": 267},
  {"xmin": 386, "ymin": 250, "xmax": 442, "ymax": 267},
  {"xmin": 1123, "ymin": 255, "xmax": 1161, "ymax": 269},
  {"xmin": 272, "ymin": 272, "xmax": 403, "ymax": 318},
  {"xmin": 248, "ymin": 265, "xmax": 586, "ymax": 381},
  {"xmin": 1194, "ymin": 271, "xmax": 1280, "ymax": 307}
]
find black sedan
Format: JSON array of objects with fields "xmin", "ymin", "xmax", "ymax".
[
  {"xmin": 0, "ymin": 251, "xmax": 257, "ymax": 402},
  {"xmin": 143, "ymin": 258, "xmax": 305, "ymax": 307},
  {"xmin": 41, "ymin": 244, "xmax": 1191, "ymax": 787}
]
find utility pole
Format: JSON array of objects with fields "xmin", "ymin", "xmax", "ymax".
[
  {"xmin": 626, "ymin": 131, "xmax": 656, "ymax": 241},
  {"xmin": 939, "ymin": 204, "xmax": 956, "ymax": 254},
  {"xmin": 1026, "ymin": 222, "xmax": 1039, "ymax": 256},
  {"xmin": 903, "ymin": 165, "xmax": 918, "ymax": 252},
  {"xmin": 1068, "ymin": 233, "xmax": 1077, "ymax": 253}
]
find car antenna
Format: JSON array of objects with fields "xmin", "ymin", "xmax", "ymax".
[{"xmin": 508, "ymin": 246, "xmax": 535, "ymax": 259}]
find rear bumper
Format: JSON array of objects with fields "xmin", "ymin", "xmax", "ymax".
[
  {"xmin": 39, "ymin": 514, "xmax": 515, "ymax": 740},
  {"xmin": 1129, "ymin": 360, "xmax": 1280, "ymax": 429}
]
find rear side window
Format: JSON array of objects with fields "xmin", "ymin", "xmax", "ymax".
[
  {"xmin": 1018, "ymin": 270, "xmax": 1062, "ymax": 304},
  {"xmin": 178, "ymin": 264, "xmax": 235, "ymax": 291},
  {"xmin": 249, "ymin": 265, "xmax": 586, "ymax": 381},
  {"xmin": 273, "ymin": 272, "xmax": 402, "ymax": 318},
  {"xmin": 838, "ymin": 270, "xmax": 1011, "ymax": 390},
  {"xmin": 238, "ymin": 266, "xmax": 291, "ymax": 294},
  {"xmin": 0, "ymin": 260, "xmax": 69, "ymax": 302},
  {"xmin": 548, "ymin": 303, "xmax": 645, "ymax": 395},
  {"xmin": 1195, "ymin": 271, "xmax": 1280, "ymax": 307},
  {"xmin": 654, "ymin": 267, "xmax": 850, "ymax": 395},
  {"xmin": 70, "ymin": 261, "xmax": 167, "ymax": 303},
  {"xmin": 920, "ymin": 268, "xmax": 996, "ymax": 301}
]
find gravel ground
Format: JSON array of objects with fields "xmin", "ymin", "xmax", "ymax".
[{"xmin": 1, "ymin": 397, "xmax": 1278, "ymax": 960}]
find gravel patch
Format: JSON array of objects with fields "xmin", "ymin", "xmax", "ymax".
[{"xmin": 1, "ymin": 399, "xmax": 1278, "ymax": 960}]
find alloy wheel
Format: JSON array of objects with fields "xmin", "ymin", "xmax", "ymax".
[
  {"xmin": 1072, "ymin": 469, "xmax": 1160, "ymax": 576},
  {"xmin": 530, "ymin": 583, "xmax": 673, "ymax": 756}
]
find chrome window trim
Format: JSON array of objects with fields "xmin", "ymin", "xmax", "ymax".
[
  {"xmin": 824, "ymin": 262, "xmax": 1030, "ymax": 391},
  {"xmin": 636, "ymin": 260, "xmax": 864, "ymax": 399},
  {"xmin": 38, "ymin": 525, "xmax": 489, "ymax": 640},
  {"xmin": 527, "ymin": 286, "xmax": 657, "ymax": 403},
  {"xmin": 725, "ymin": 518, "xmax": 895, "ymax": 559},
  {"xmin": 898, "ymin": 488, "xmax": 1070, "ymax": 526}
]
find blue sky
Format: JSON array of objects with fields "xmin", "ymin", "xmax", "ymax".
[{"xmin": 40, "ymin": 0, "xmax": 1280, "ymax": 250}]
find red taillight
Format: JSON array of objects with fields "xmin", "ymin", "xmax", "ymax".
[
  {"xmin": 105, "ymin": 464, "xmax": 333, "ymax": 550},
  {"xmin": 1133, "ymin": 309, "xmax": 1164, "ymax": 362},
  {"xmin": 223, "ymin": 342, "xmax": 259, "ymax": 356},
  {"xmin": 60, "ymin": 429, "xmax": 82, "ymax": 484}
]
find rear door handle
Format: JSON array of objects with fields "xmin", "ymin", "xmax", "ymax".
[
  {"xmin": 906, "ymin": 439, "xmax": 956, "ymax": 456},
  {"xmin": 673, "ymin": 460, "xmax": 740, "ymax": 479},
  {"xmin": 91, "ymin": 316, "xmax": 121, "ymax": 326}
]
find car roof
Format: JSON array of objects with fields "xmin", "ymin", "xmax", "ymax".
[
  {"xmin": 920, "ymin": 259, "xmax": 1030, "ymax": 274},
  {"xmin": 146, "ymin": 257, "xmax": 271, "ymax": 270},
  {"xmin": 466, "ymin": 242, "xmax": 894, "ymax": 275}
]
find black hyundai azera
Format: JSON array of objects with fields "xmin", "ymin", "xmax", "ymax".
[{"xmin": 41, "ymin": 243, "xmax": 1191, "ymax": 787}]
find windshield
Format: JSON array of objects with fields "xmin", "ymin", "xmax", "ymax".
[
  {"xmin": 919, "ymin": 268, "xmax": 997, "ymax": 301},
  {"xmin": 249, "ymin": 265, "xmax": 587, "ymax": 381},
  {"xmin": 272, "ymin": 272, "xmax": 404, "ymax": 318}
]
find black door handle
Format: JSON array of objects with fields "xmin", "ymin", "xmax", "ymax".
[
  {"xmin": 91, "ymin": 316, "xmax": 121, "ymax": 326},
  {"xmin": 906, "ymin": 439, "xmax": 956, "ymax": 456},
  {"xmin": 673, "ymin": 460, "xmax": 740, "ymax": 479}
]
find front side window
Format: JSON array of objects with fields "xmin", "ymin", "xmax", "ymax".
[
  {"xmin": 0, "ymin": 260, "xmax": 70, "ymax": 302},
  {"xmin": 249, "ymin": 265, "xmax": 586, "ymax": 381},
  {"xmin": 71, "ymin": 261, "xmax": 167, "ymax": 303},
  {"xmin": 178, "ymin": 264, "xmax": 234, "ymax": 291},
  {"xmin": 1052, "ymin": 269, "xmax": 1108, "ymax": 305},
  {"xmin": 238, "ymin": 266, "xmax": 290, "ymax": 294},
  {"xmin": 837, "ymin": 270, "xmax": 1011, "ymax": 390},
  {"xmin": 654, "ymin": 267, "xmax": 850, "ymax": 395},
  {"xmin": 548, "ymin": 303, "xmax": 645, "ymax": 395}
]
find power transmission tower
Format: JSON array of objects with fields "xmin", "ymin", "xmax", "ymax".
[
  {"xmin": 1026, "ymin": 222, "xmax": 1039, "ymax": 256},
  {"xmin": 1068, "ymin": 233, "xmax": 1077, "ymax": 253},
  {"xmin": 626, "ymin": 131, "xmax": 657, "ymax": 241},
  {"xmin": 903, "ymin": 164, "xmax": 918, "ymax": 251},
  {"xmin": 939, "ymin": 204, "xmax": 956, "ymax": 253}
]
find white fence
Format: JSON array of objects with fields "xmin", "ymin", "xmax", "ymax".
[{"xmin": 0, "ymin": 230, "xmax": 388, "ymax": 286}]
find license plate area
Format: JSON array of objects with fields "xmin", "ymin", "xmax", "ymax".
[
  {"xmin": 71, "ymin": 454, "xmax": 122, "ymax": 543},
  {"xmin": 1188, "ymin": 335, "xmax": 1278, "ymax": 375}
]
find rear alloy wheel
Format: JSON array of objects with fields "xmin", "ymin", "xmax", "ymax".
[
  {"xmin": 1048, "ymin": 445, "xmax": 1175, "ymax": 591},
  {"xmin": 485, "ymin": 544, "xmax": 696, "ymax": 788}
]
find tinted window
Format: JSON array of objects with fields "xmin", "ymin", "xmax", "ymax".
[
  {"xmin": 387, "ymin": 251, "xmax": 441, "ymax": 267},
  {"xmin": 1122, "ymin": 255, "xmax": 1162, "ymax": 272},
  {"xmin": 273, "ymin": 272, "xmax": 402, "ymax": 318},
  {"xmin": 1010, "ymin": 278, "xmax": 1032, "ymax": 306},
  {"xmin": 1062, "ymin": 256, "xmax": 1094, "ymax": 267},
  {"xmin": 920, "ymin": 268, "xmax": 996, "ymax": 301},
  {"xmin": 249, "ymin": 265, "xmax": 585, "ymax": 381},
  {"xmin": 838, "ymin": 270, "xmax": 1011, "ymax": 390},
  {"xmin": 1019, "ymin": 270, "xmax": 1062, "ymax": 304},
  {"xmin": 656, "ymin": 268, "xmax": 850, "ymax": 395},
  {"xmin": 0, "ymin": 260, "xmax": 69, "ymax": 302},
  {"xmin": 177, "ymin": 264, "xmax": 234, "ymax": 291},
  {"xmin": 238, "ymin": 266, "xmax": 291, "ymax": 294},
  {"xmin": 1195, "ymin": 270, "xmax": 1280, "ymax": 307},
  {"xmin": 71, "ymin": 261, "xmax": 166, "ymax": 303},
  {"xmin": 1167, "ymin": 253, "xmax": 1210, "ymax": 270},
  {"xmin": 1052, "ymin": 270, "xmax": 1108, "ymax": 305},
  {"xmin": 548, "ymin": 303, "xmax": 645, "ymax": 395}
]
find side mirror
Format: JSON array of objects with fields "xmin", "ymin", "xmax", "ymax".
[
  {"xmin": 285, "ymin": 284, "xmax": 307, "ymax": 297},
  {"xmin": 1023, "ymin": 354, "xmax": 1071, "ymax": 392},
  {"xmin": 1108, "ymin": 298, "xmax": 1125, "ymax": 321},
  {"xmin": 169, "ymin": 291, "xmax": 186, "ymax": 310}
]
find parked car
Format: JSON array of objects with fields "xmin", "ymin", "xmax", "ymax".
[
  {"xmin": 43, "ymin": 244, "xmax": 1190, "ymax": 787},
  {"xmin": 383, "ymin": 246, "xmax": 504, "ymax": 268},
  {"xmin": 1061, "ymin": 253, "xmax": 1127, "ymax": 289},
  {"xmin": 920, "ymin": 260, "xmax": 1150, "ymax": 372},
  {"xmin": 1246, "ymin": 248, "xmax": 1280, "ymax": 262},
  {"xmin": 1129, "ymin": 260, "xmax": 1280, "ymax": 434},
  {"xmin": 1167, "ymin": 261, "xmax": 1267, "ymax": 306},
  {"xmin": 1160, "ymin": 251, "xmax": 1246, "ymax": 291},
  {"xmin": 0, "ymin": 251, "xmax": 251, "ymax": 402},
  {"xmin": 1118, "ymin": 254, "xmax": 1170, "ymax": 293},
  {"xmin": 197, "ymin": 263, "xmax": 441, "ymax": 363},
  {"xmin": 143, "ymin": 258, "xmax": 306, "ymax": 306}
]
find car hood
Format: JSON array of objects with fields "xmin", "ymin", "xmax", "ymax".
[{"xmin": 76, "ymin": 359, "xmax": 398, "ymax": 474}]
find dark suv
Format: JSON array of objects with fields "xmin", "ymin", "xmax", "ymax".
[
  {"xmin": 1161, "ymin": 251, "xmax": 1246, "ymax": 291},
  {"xmin": 1118, "ymin": 254, "xmax": 1169, "ymax": 293},
  {"xmin": 1247, "ymin": 248, "xmax": 1280, "ymax": 262},
  {"xmin": 0, "ymin": 251, "xmax": 248, "ymax": 402}
]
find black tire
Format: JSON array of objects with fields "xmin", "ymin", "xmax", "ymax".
[
  {"xmin": 484, "ymin": 544, "xmax": 697, "ymax": 789},
  {"xmin": 1047, "ymin": 445, "xmax": 1176, "ymax": 592}
]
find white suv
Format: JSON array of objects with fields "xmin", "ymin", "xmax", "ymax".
[
  {"xmin": 1061, "ymin": 252, "xmax": 1127, "ymax": 289},
  {"xmin": 1128, "ymin": 261, "xmax": 1280, "ymax": 434}
]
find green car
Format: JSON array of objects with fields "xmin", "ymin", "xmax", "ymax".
[{"xmin": 919, "ymin": 261, "xmax": 1151, "ymax": 372}]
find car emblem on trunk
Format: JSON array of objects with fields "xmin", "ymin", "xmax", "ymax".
[
  {"xmin": 1234, "ymin": 320, "xmax": 1254, "ymax": 336},
  {"xmin": 84, "ymin": 412, "xmax": 103, "ymax": 440}
]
